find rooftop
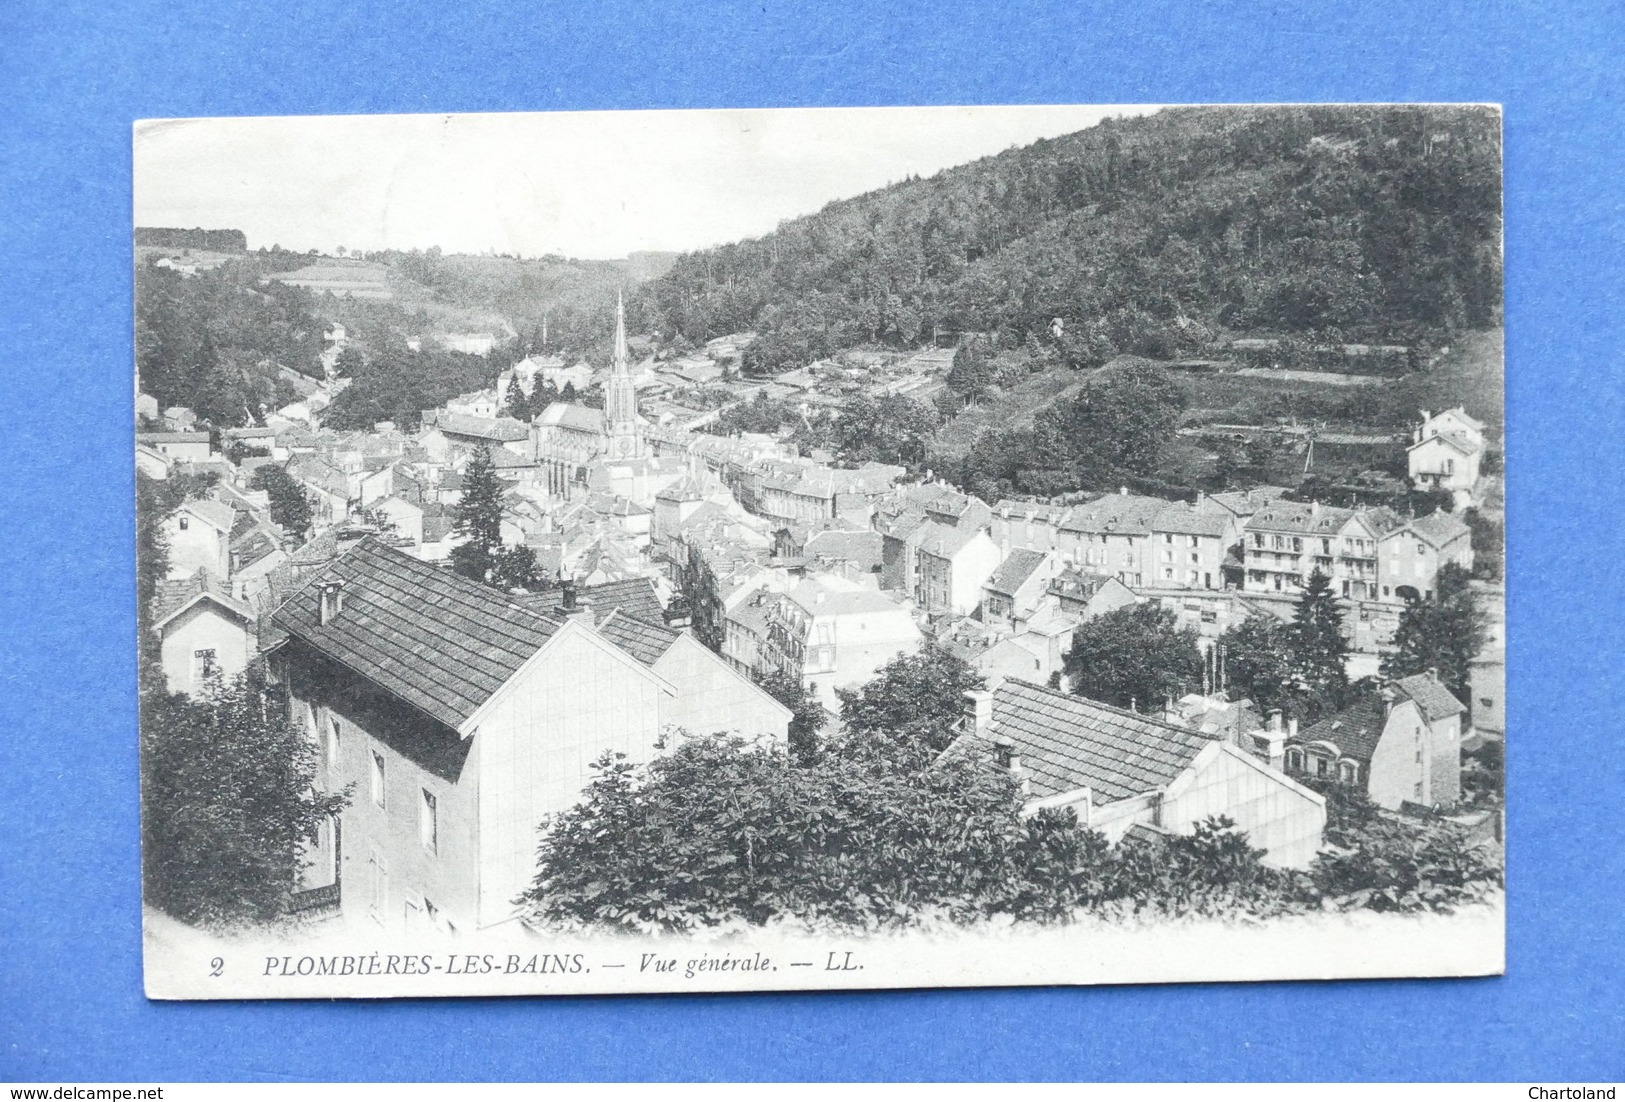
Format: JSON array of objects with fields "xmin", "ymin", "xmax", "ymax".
[
  {"xmin": 272, "ymin": 539, "xmax": 567, "ymax": 731},
  {"xmin": 1062, "ymin": 493, "xmax": 1169, "ymax": 536},
  {"xmin": 984, "ymin": 548, "xmax": 1048, "ymax": 596},
  {"xmin": 1393, "ymin": 671, "xmax": 1466, "ymax": 722},
  {"xmin": 954, "ymin": 679, "xmax": 1214, "ymax": 803},
  {"xmin": 1293, "ymin": 697, "xmax": 1387, "ymax": 763},
  {"xmin": 153, "ymin": 569, "xmax": 254, "ymax": 629},
  {"xmin": 511, "ymin": 577, "xmax": 666, "ymax": 627},
  {"xmin": 432, "ymin": 412, "xmax": 530, "ymax": 443}
]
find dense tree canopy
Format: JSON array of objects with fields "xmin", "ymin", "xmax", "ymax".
[
  {"xmin": 249, "ymin": 463, "xmax": 314, "ymax": 537},
  {"xmin": 136, "ymin": 264, "xmax": 324, "ymax": 425},
  {"xmin": 322, "ymin": 344, "xmax": 495, "ymax": 432},
  {"xmin": 834, "ymin": 646, "xmax": 985, "ymax": 761},
  {"xmin": 753, "ymin": 669, "xmax": 826, "ymax": 765},
  {"xmin": 637, "ymin": 106, "xmax": 1502, "ymax": 374},
  {"xmin": 141, "ymin": 669, "xmax": 350, "ymax": 927},
  {"xmin": 1381, "ymin": 563, "xmax": 1488, "ymax": 705},
  {"xmin": 1064, "ymin": 602, "xmax": 1204, "ymax": 711}
]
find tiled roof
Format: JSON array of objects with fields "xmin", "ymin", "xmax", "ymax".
[
  {"xmin": 230, "ymin": 525, "xmax": 283, "ymax": 571},
  {"xmin": 180, "ymin": 498, "xmax": 238, "ymax": 534},
  {"xmin": 1409, "ymin": 429, "xmax": 1480, "ymax": 455},
  {"xmin": 803, "ymin": 529, "xmax": 882, "ymax": 570},
  {"xmin": 1245, "ymin": 503, "xmax": 1356, "ymax": 536},
  {"xmin": 914, "ymin": 520, "xmax": 985, "ymax": 559},
  {"xmin": 1047, "ymin": 568, "xmax": 1118, "ymax": 602},
  {"xmin": 1152, "ymin": 502, "xmax": 1230, "ymax": 538},
  {"xmin": 535, "ymin": 403, "xmax": 606, "ymax": 434},
  {"xmin": 1402, "ymin": 510, "xmax": 1471, "ymax": 547},
  {"xmin": 994, "ymin": 499, "xmax": 1070, "ymax": 524},
  {"xmin": 1393, "ymin": 672, "xmax": 1466, "ymax": 722},
  {"xmin": 152, "ymin": 570, "xmax": 254, "ymax": 629},
  {"xmin": 512, "ymin": 577, "xmax": 665, "ymax": 626},
  {"xmin": 595, "ymin": 609, "xmax": 681, "ymax": 666},
  {"xmin": 272, "ymin": 539, "xmax": 566, "ymax": 731},
  {"xmin": 435, "ymin": 412, "xmax": 530, "ymax": 442},
  {"xmin": 137, "ymin": 432, "xmax": 210, "ymax": 444},
  {"xmin": 1293, "ymin": 697, "xmax": 1386, "ymax": 763},
  {"xmin": 984, "ymin": 548, "xmax": 1048, "ymax": 596},
  {"xmin": 782, "ymin": 577, "xmax": 909, "ymax": 619},
  {"xmin": 1062, "ymin": 494, "xmax": 1168, "ymax": 536},
  {"xmin": 973, "ymin": 679, "xmax": 1213, "ymax": 803}
]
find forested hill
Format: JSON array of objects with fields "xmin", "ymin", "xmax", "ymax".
[{"xmin": 634, "ymin": 106, "xmax": 1502, "ymax": 374}]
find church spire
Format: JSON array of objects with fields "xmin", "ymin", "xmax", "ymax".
[
  {"xmin": 612, "ymin": 288, "xmax": 629, "ymax": 374},
  {"xmin": 603, "ymin": 289, "xmax": 642, "ymax": 460}
]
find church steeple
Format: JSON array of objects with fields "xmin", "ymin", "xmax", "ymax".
[
  {"xmin": 612, "ymin": 289, "xmax": 630, "ymax": 372},
  {"xmin": 603, "ymin": 290, "xmax": 642, "ymax": 460}
]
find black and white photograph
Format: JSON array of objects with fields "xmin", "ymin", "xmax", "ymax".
[{"xmin": 133, "ymin": 104, "xmax": 1506, "ymax": 999}]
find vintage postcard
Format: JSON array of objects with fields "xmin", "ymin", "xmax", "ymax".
[{"xmin": 135, "ymin": 104, "xmax": 1504, "ymax": 999}]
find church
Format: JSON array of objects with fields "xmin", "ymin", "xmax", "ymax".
[{"xmin": 531, "ymin": 291, "xmax": 647, "ymax": 494}]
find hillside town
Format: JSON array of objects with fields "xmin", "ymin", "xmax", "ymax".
[
  {"xmin": 139, "ymin": 289, "xmax": 1504, "ymax": 937},
  {"xmin": 136, "ymin": 106, "xmax": 1504, "ymax": 942}
]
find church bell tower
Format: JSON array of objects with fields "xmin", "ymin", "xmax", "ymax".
[{"xmin": 604, "ymin": 290, "xmax": 642, "ymax": 460}]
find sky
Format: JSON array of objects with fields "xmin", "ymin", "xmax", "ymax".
[{"xmin": 133, "ymin": 105, "xmax": 1159, "ymax": 260}]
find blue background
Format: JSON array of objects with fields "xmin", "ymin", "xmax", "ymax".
[{"xmin": 2, "ymin": 0, "xmax": 1621, "ymax": 1081}]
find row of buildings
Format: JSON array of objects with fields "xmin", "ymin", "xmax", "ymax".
[{"xmin": 138, "ymin": 295, "xmax": 1496, "ymax": 936}]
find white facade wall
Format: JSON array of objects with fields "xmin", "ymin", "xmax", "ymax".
[
  {"xmin": 163, "ymin": 514, "xmax": 229, "ymax": 580},
  {"xmin": 158, "ymin": 603, "xmax": 250, "ymax": 696},
  {"xmin": 653, "ymin": 634, "xmax": 790, "ymax": 742},
  {"xmin": 472, "ymin": 628, "xmax": 671, "ymax": 927},
  {"xmin": 1162, "ymin": 743, "xmax": 1327, "ymax": 868}
]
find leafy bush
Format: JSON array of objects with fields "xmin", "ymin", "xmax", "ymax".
[
  {"xmin": 1311, "ymin": 783, "xmax": 1503, "ymax": 913},
  {"xmin": 520, "ymin": 735, "xmax": 1042, "ymax": 932},
  {"xmin": 141, "ymin": 669, "xmax": 350, "ymax": 928}
]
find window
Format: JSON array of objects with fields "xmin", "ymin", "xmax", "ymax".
[
  {"xmin": 1480, "ymin": 697, "xmax": 1493, "ymax": 709},
  {"xmin": 192, "ymin": 648, "xmax": 218, "ymax": 684},
  {"xmin": 327, "ymin": 717, "xmax": 341, "ymax": 767},
  {"xmin": 1189, "ymin": 536, "xmax": 1199, "ymax": 548},
  {"xmin": 420, "ymin": 789, "xmax": 438, "ymax": 853},
  {"xmin": 178, "ymin": 516, "xmax": 190, "ymax": 531},
  {"xmin": 1164, "ymin": 534, "xmax": 1173, "ymax": 544},
  {"xmin": 370, "ymin": 751, "xmax": 386, "ymax": 808}
]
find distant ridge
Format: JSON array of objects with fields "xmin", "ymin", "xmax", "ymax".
[
  {"xmin": 636, "ymin": 105, "xmax": 1502, "ymax": 376},
  {"xmin": 135, "ymin": 226, "xmax": 247, "ymax": 252}
]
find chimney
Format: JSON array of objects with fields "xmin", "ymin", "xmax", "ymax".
[
  {"xmin": 1267, "ymin": 708, "xmax": 1283, "ymax": 733},
  {"xmin": 317, "ymin": 580, "xmax": 345, "ymax": 626},
  {"xmin": 662, "ymin": 598, "xmax": 692, "ymax": 629},
  {"xmin": 1380, "ymin": 683, "xmax": 1398, "ymax": 718},
  {"xmin": 1119, "ymin": 486, "xmax": 1129, "ymax": 496},
  {"xmin": 990, "ymin": 733, "xmax": 1015, "ymax": 769},
  {"xmin": 1288, "ymin": 716, "xmax": 1299, "ymax": 740},
  {"xmin": 1426, "ymin": 666, "xmax": 1440, "ymax": 682},
  {"xmin": 558, "ymin": 579, "xmax": 595, "ymax": 625},
  {"xmin": 963, "ymin": 689, "xmax": 994, "ymax": 736}
]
